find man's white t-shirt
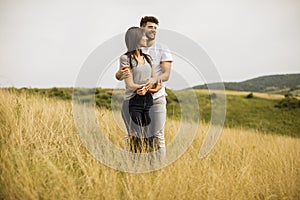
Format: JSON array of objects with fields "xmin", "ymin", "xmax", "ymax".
[{"xmin": 141, "ymin": 42, "xmax": 173, "ymax": 99}]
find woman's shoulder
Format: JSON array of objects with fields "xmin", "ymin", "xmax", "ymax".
[
  {"xmin": 120, "ymin": 54, "xmax": 129, "ymax": 60},
  {"xmin": 142, "ymin": 53, "xmax": 153, "ymax": 66},
  {"xmin": 120, "ymin": 54, "xmax": 130, "ymax": 67},
  {"xmin": 143, "ymin": 53, "xmax": 152, "ymax": 60},
  {"xmin": 141, "ymin": 52, "xmax": 152, "ymax": 61}
]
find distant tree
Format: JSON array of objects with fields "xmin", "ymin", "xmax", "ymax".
[
  {"xmin": 284, "ymin": 93, "xmax": 292, "ymax": 98},
  {"xmin": 246, "ymin": 93, "xmax": 254, "ymax": 99}
]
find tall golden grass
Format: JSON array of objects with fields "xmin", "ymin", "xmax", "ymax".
[{"xmin": 0, "ymin": 89, "xmax": 299, "ymax": 199}]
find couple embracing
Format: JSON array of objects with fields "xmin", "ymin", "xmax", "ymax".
[{"xmin": 115, "ymin": 16, "xmax": 173, "ymax": 161}]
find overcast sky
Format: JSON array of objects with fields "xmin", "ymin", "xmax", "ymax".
[{"xmin": 0, "ymin": 0, "xmax": 299, "ymax": 89}]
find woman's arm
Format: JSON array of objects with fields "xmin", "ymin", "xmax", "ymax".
[
  {"xmin": 137, "ymin": 65, "xmax": 161, "ymax": 95},
  {"xmin": 124, "ymin": 70, "xmax": 144, "ymax": 91},
  {"xmin": 149, "ymin": 67, "xmax": 161, "ymax": 92}
]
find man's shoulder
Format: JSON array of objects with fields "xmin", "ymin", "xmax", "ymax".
[
  {"xmin": 153, "ymin": 42, "xmax": 169, "ymax": 50},
  {"xmin": 154, "ymin": 42, "xmax": 173, "ymax": 61}
]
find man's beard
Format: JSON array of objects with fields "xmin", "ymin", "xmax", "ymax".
[
  {"xmin": 147, "ymin": 37, "xmax": 155, "ymax": 41},
  {"xmin": 146, "ymin": 32, "xmax": 155, "ymax": 41}
]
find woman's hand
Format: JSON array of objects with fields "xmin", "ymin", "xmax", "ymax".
[
  {"xmin": 136, "ymin": 85, "xmax": 148, "ymax": 96},
  {"xmin": 143, "ymin": 77, "xmax": 157, "ymax": 91}
]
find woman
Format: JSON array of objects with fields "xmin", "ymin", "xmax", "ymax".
[{"xmin": 117, "ymin": 27, "xmax": 161, "ymax": 153}]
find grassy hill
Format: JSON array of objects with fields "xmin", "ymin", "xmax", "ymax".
[
  {"xmin": 193, "ymin": 73, "xmax": 300, "ymax": 95},
  {"xmin": 167, "ymin": 89, "xmax": 300, "ymax": 137}
]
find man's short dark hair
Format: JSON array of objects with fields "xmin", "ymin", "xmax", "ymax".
[{"xmin": 140, "ymin": 16, "xmax": 159, "ymax": 27}]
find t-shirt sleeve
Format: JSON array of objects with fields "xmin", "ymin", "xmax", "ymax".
[
  {"xmin": 119, "ymin": 54, "xmax": 129, "ymax": 69},
  {"xmin": 160, "ymin": 44, "xmax": 173, "ymax": 62}
]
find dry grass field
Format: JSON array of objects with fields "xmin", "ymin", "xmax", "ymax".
[{"xmin": 0, "ymin": 89, "xmax": 299, "ymax": 199}]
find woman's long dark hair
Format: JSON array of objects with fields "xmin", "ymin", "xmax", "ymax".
[{"xmin": 124, "ymin": 27, "xmax": 152, "ymax": 68}]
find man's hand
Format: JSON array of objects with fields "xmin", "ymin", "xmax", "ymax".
[
  {"xmin": 148, "ymin": 79, "xmax": 162, "ymax": 93},
  {"xmin": 116, "ymin": 66, "xmax": 130, "ymax": 80},
  {"xmin": 143, "ymin": 77, "xmax": 157, "ymax": 91}
]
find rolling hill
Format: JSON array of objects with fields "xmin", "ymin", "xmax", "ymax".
[{"xmin": 193, "ymin": 73, "xmax": 300, "ymax": 94}]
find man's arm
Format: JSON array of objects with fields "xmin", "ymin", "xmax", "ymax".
[
  {"xmin": 142, "ymin": 61, "xmax": 172, "ymax": 91},
  {"xmin": 115, "ymin": 67, "xmax": 130, "ymax": 80},
  {"xmin": 117, "ymin": 55, "xmax": 130, "ymax": 80},
  {"xmin": 157, "ymin": 61, "xmax": 172, "ymax": 82}
]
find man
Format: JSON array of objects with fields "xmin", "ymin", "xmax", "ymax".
[{"xmin": 116, "ymin": 16, "xmax": 173, "ymax": 160}]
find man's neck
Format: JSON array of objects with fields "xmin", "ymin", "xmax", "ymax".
[{"xmin": 147, "ymin": 40, "xmax": 155, "ymax": 47}]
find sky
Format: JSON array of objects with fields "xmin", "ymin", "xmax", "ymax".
[{"xmin": 0, "ymin": 0, "xmax": 300, "ymax": 89}]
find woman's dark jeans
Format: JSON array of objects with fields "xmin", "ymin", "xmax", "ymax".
[
  {"xmin": 122, "ymin": 93, "xmax": 157, "ymax": 152},
  {"xmin": 129, "ymin": 93, "xmax": 153, "ymax": 127}
]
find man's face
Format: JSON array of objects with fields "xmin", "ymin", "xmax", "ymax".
[{"xmin": 141, "ymin": 22, "xmax": 158, "ymax": 41}]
